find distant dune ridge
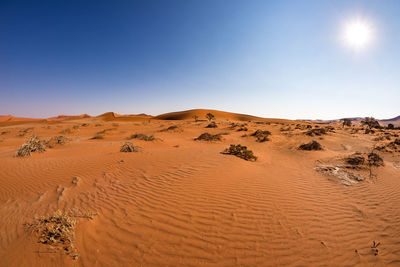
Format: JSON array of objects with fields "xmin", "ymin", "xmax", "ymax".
[{"xmin": 1, "ymin": 109, "xmax": 398, "ymax": 126}]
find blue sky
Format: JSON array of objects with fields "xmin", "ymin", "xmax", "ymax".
[{"xmin": 1, "ymin": 0, "xmax": 399, "ymax": 119}]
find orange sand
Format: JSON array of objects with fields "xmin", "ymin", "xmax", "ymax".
[{"xmin": 0, "ymin": 109, "xmax": 399, "ymax": 266}]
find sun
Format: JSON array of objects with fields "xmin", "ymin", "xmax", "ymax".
[{"xmin": 342, "ymin": 17, "xmax": 374, "ymax": 51}]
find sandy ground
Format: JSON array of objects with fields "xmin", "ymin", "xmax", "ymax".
[{"xmin": 0, "ymin": 110, "xmax": 399, "ymax": 266}]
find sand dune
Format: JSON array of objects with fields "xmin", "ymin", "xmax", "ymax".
[{"xmin": 0, "ymin": 111, "xmax": 400, "ymax": 266}]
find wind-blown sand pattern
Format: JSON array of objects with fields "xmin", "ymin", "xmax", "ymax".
[{"xmin": 0, "ymin": 110, "xmax": 399, "ymax": 266}]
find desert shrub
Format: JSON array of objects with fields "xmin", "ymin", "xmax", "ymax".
[
  {"xmin": 221, "ymin": 144, "xmax": 257, "ymax": 161},
  {"xmin": 0, "ymin": 130, "xmax": 10, "ymax": 135},
  {"xmin": 160, "ymin": 125, "xmax": 179, "ymax": 132},
  {"xmin": 345, "ymin": 153, "xmax": 365, "ymax": 166},
  {"xmin": 120, "ymin": 142, "xmax": 140, "ymax": 152},
  {"xmin": 298, "ymin": 140, "xmax": 322, "ymax": 151},
  {"xmin": 81, "ymin": 123, "xmax": 89, "ymax": 127},
  {"xmin": 15, "ymin": 135, "xmax": 46, "ymax": 157},
  {"xmin": 194, "ymin": 133, "xmax": 222, "ymax": 141},
  {"xmin": 367, "ymin": 152, "xmax": 384, "ymax": 167},
  {"xmin": 46, "ymin": 136, "xmax": 69, "ymax": 148},
  {"xmin": 342, "ymin": 119, "xmax": 352, "ymax": 127},
  {"xmin": 72, "ymin": 125, "xmax": 79, "ymax": 129},
  {"xmin": 18, "ymin": 127, "xmax": 34, "ymax": 137},
  {"xmin": 237, "ymin": 126, "xmax": 248, "ymax": 131},
  {"xmin": 128, "ymin": 133, "xmax": 155, "ymax": 141},
  {"xmin": 361, "ymin": 117, "xmax": 381, "ymax": 129},
  {"xmin": 304, "ymin": 128, "xmax": 326, "ymax": 136},
  {"xmin": 206, "ymin": 122, "xmax": 217, "ymax": 128},
  {"xmin": 250, "ymin": 130, "xmax": 271, "ymax": 142},
  {"xmin": 25, "ymin": 210, "xmax": 96, "ymax": 260},
  {"xmin": 206, "ymin": 113, "xmax": 215, "ymax": 122},
  {"xmin": 364, "ymin": 128, "xmax": 375, "ymax": 134},
  {"xmin": 387, "ymin": 123, "xmax": 394, "ymax": 130},
  {"xmin": 94, "ymin": 123, "xmax": 103, "ymax": 127},
  {"xmin": 193, "ymin": 115, "xmax": 199, "ymax": 122}
]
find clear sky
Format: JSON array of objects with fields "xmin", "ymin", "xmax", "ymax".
[{"xmin": 1, "ymin": 0, "xmax": 399, "ymax": 119}]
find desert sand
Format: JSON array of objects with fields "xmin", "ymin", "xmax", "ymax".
[{"xmin": 0, "ymin": 109, "xmax": 399, "ymax": 266}]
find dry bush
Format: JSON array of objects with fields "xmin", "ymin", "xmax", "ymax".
[
  {"xmin": 15, "ymin": 135, "xmax": 46, "ymax": 157},
  {"xmin": 237, "ymin": 126, "xmax": 248, "ymax": 131},
  {"xmin": 304, "ymin": 128, "xmax": 327, "ymax": 136},
  {"xmin": 18, "ymin": 127, "xmax": 34, "ymax": 137},
  {"xmin": 25, "ymin": 210, "xmax": 96, "ymax": 260},
  {"xmin": 298, "ymin": 140, "xmax": 323, "ymax": 151},
  {"xmin": 120, "ymin": 142, "xmax": 140, "ymax": 152},
  {"xmin": 205, "ymin": 122, "xmax": 217, "ymax": 128},
  {"xmin": 81, "ymin": 123, "xmax": 89, "ymax": 127},
  {"xmin": 160, "ymin": 125, "xmax": 179, "ymax": 132},
  {"xmin": 295, "ymin": 124, "xmax": 312, "ymax": 130},
  {"xmin": 361, "ymin": 117, "xmax": 381, "ymax": 129},
  {"xmin": 46, "ymin": 136, "xmax": 69, "ymax": 148},
  {"xmin": 206, "ymin": 113, "xmax": 215, "ymax": 121},
  {"xmin": 94, "ymin": 123, "xmax": 103, "ymax": 127},
  {"xmin": 250, "ymin": 130, "xmax": 271, "ymax": 142},
  {"xmin": 60, "ymin": 128, "xmax": 73, "ymax": 134},
  {"xmin": 194, "ymin": 133, "xmax": 222, "ymax": 141},
  {"xmin": 128, "ymin": 133, "xmax": 155, "ymax": 141},
  {"xmin": 0, "ymin": 130, "xmax": 10, "ymax": 135},
  {"xmin": 367, "ymin": 152, "xmax": 384, "ymax": 167},
  {"xmin": 221, "ymin": 144, "xmax": 257, "ymax": 161},
  {"xmin": 345, "ymin": 152, "xmax": 365, "ymax": 166}
]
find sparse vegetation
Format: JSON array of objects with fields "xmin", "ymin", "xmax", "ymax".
[
  {"xmin": 15, "ymin": 135, "xmax": 46, "ymax": 157},
  {"xmin": 193, "ymin": 115, "xmax": 199, "ymax": 122},
  {"xmin": 24, "ymin": 210, "xmax": 96, "ymax": 260},
  {"xmin": 120, "ymin": 142, "xmax": 140, "ymax": 152},
  {"xmin": 221, "ymin": 144, "xmax": 257, "ymax": 161},
  {"xmin": 46, "ymin": 136, "xmax": 69, "ymax": 148},
  {"xmin": 250, "ymin": 130, "xmax": 271, "ymax": 142},
  {"xmin": 298, "ymin": 140, "xmax": 323, "ymax": 151},
  {"xmin": 361, "ymin": 117, "xmax": 381, "ymax": 129},
  {"xmin": 18, "ymin": 127, "xmax": 34, "ymax": 137},
  {"xmin": 205, "ymin": 121, "xmax": 217, "ymax": 128},
  {"xmin": 206, "ymin": 113, "xmax": 215, "ymax": 122},
  {"xmin": 160, "ymin": 125, "xmax": 179, "ymax": 132},
  {"xmin": 128, "ymin": 133, "xmax": 155, "ymax": 141},
  {"xmin": 342, "ymin": 119, "xmax": 352, "ymax": 127},
  {"xmin": 304, "ymin": 128, "xmax": 326, "ymax": 136},
  {"xmin": 194, "ymin": 133, "xmax": 222, "ymax": 141},
  {"xmin": 345, "ymin": 152, "xmax": 365, "ymax": 166}
]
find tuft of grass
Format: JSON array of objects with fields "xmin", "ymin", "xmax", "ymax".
[
  {"xmin": 221, "ymin": 144, "xmax": 257, "ymax": 161},
  {"xmin": 120, "ymin": 142, "xmax": 140, "ymax": 152},
  {"xmin": 128, "ymin": 133, "xmax": 155, "ymax": 141},
  {"xmin": 298, "ymin": 140, "xmax": 323, "ymax": 151},
  {"xmin": 194, "ymin": 133, "xmax": 222, "ymax": 141},
  {"xmin": 15, "ymin": 135, "xmax": 46, "ymax": 157}
]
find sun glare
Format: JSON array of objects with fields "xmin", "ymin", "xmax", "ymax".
[{"xmin": 342, "ymin": 17, "xmax": 374, "ymax": 51}]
